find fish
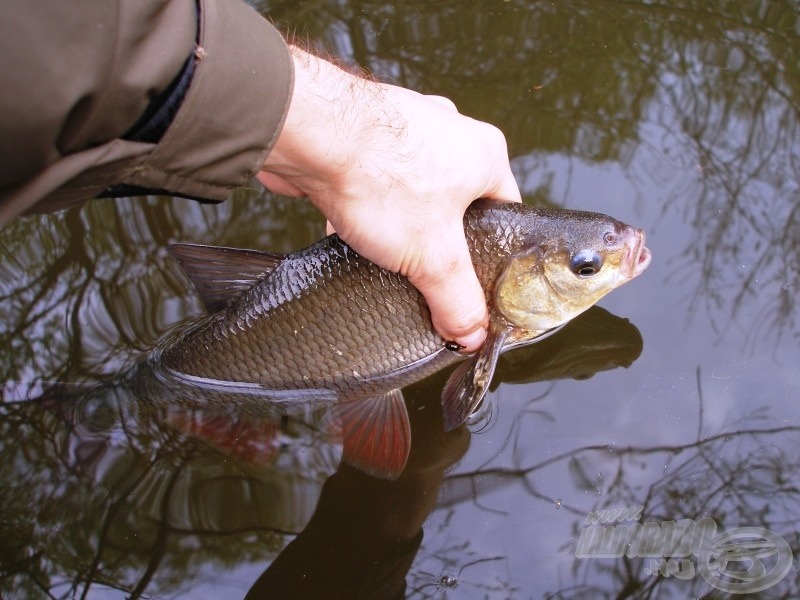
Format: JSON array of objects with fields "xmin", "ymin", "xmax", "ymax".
[{"xmin": 152, "ymin": 199, "xmax": 651, "ymax": 478}]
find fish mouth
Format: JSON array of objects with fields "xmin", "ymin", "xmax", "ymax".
[{"xmin": 622, "ymin": 227, "xmax": 651, "ymax": 280}]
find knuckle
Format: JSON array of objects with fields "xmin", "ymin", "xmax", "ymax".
[
  {"xmin": 484, "ymin": 123, "xmax": 509, "ymax": 150},
  {"xmin": 428, "ymin": 95, "xmax": 458, "ymax": 111}
]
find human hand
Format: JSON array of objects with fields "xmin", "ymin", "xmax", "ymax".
[{"xmin": 258, "ymin": 47, "xmax": 521, "ymax": 352}]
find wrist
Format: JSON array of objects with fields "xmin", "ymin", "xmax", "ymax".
[{"xmin": 262, "ymin": 47, "xmax": 403, "ymax": 204}]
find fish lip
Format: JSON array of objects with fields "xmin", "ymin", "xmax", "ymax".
[{"xmin": 622, "ymin": 228, "xmax": 651, "ymax": 280}]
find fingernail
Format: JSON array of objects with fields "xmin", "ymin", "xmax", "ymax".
[{"xmin": 455, "ymin": 327, "xmax": 487, "ymax": 353}]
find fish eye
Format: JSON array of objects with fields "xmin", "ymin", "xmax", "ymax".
[
  {"xmin": 603, "ymin": 232, "xmax": 616, "ymax": 245},
  {"xmin": 571, "ymin": 250, "xmax": 603, "ymax": 277}
]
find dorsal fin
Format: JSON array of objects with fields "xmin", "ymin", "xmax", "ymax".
[{"xmin": 168, "ymin": 243, "xmax": 285, "ymax": 312}]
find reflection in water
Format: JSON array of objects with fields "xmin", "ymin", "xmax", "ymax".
[
  {"xmin": 0, "ymin": 193, "xmax": 325, "ymax": 385},
  {"xmin": 640, "ymin": 3, "xmax": 800, "ymax": 348},
  {"xmin": 244, "ymin": 398, "xmax": 469, "ymax": 599},
  {"xmin": 557, "ymin": 416, "xmax": 800, "ymax": 597},
  {"xmin": 0, "ymin": 307, "xmax": 639, "ymax": 598},
  {"xmin": 496, "ymin": 305, "xmax": 642, "ymax": 385},
  {"xmin": 1, "ymin": 0, "xmax": 798, "ymax": 597},
  {"xmin": 267, "ymin": 0, "xmax": 800, "ymax": 347},
  {"xmin": 410, "ymin": 419, "xmax": 800, "ymax": 599},
  {"xmin": 0, "ymin": 387, "xmax": 332, "ymax": 597}
]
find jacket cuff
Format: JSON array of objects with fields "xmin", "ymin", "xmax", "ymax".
[{"xmin": 121, "ymin": 0, "xmax": 293, "ymax": 200}]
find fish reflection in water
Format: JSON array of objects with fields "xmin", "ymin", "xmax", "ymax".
[
  {"xmin": 0, "ymin": 194, "xmax": 651, "ymax": 597},
  {"xmin": 39, "ymin": 304, "xmax": 640, "ymax": 476},
  {"xmin": 150, "ymin": 200, "xmax": 650, "ymax": 480},
  {"xmin": 226, "ymin": 307, "xmax": 643, "ymax": 598},
  {"xmin": 0, "ymin": 304, "xmax": 638, "ymax": 598}
]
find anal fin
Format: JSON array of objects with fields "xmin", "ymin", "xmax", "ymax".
[{"xmin": 329, "ymin": 390, "xmax": 411, "ymax": 480}]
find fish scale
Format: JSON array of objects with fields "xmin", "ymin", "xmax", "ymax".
[
  {"xmin": 160, "ymin": 200, "xmax": 639, "ymax": 395},
  {"xmin": 161, "ymin": 234, "xmax": 449, "ymax": 396},
  {"xmin": 155, "ymin": 199, "xmax": 650, "ymax": 478}
]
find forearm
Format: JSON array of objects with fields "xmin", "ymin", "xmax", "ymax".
[
  {"xmin": 261, "ymin": 46, "xmax": 398, "ymax": 204},
  {"xmin": 0, "ymin": 0, "xmax": 293, "ymax": 226}
]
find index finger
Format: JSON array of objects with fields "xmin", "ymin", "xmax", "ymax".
[
  {"xmin": 407, "ymin": 225, "xmax": 489, "ymax": 353},
  {"xmin": 477, "ymin": 126, "xmax": 522, "ymax": 204}
]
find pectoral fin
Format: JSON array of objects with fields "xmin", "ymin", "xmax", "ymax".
[
  {"xmin": 328, "ymin": 390, "xmax": 411, "ymax": 480},
  {"xmin": 441, "ymin": 324, "xmax": 511, "ymax": 432}
]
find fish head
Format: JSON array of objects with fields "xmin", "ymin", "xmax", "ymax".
[{"xmin": 495, "ymin": 210, "xmax": 651, "ymax": 332}]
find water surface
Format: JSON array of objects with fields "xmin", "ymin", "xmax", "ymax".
[{"xmin": 1, "ymin": 1, "xmax": 798, "ymax": 597}]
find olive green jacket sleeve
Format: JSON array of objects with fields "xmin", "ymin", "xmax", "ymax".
[{"xmin": 0, "ymin": 0, "xmax": 293, "ymax": 227}]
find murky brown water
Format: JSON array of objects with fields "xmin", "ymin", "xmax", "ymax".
[{"xmin": 1, "ymin": 1, "xmax": 798, "ymax": 598}]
